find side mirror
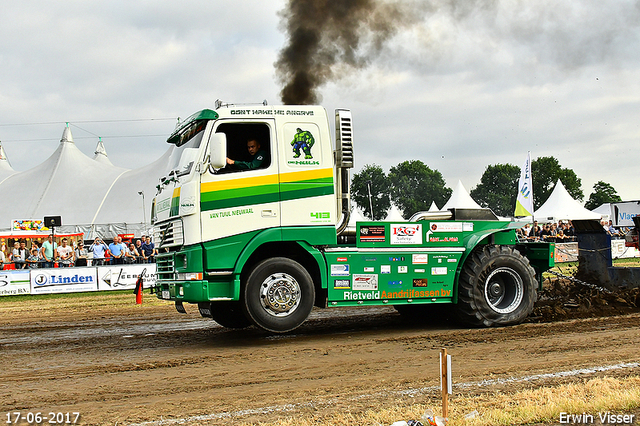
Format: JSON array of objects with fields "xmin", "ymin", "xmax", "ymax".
[{"xmin": 209, "ymin": 132, "xmax": 227, "ymax": 169}]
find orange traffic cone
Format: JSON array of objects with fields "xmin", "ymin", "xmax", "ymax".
[{"xmin": 134, "ymin": 273, "xmax": 144, "ymax": 305}]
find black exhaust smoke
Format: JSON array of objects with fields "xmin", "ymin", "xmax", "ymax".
[{"xmin": 275, "ymin": 0, "xmax": 420, "ymax": 105}]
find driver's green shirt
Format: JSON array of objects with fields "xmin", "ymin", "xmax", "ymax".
[{"xmin": 234, "ymin": 149, "xmax": 267, "ymax": 170}]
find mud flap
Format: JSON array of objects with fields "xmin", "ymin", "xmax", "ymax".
[
  {"xmin": 198, "ymin": 302, "xmax": 213, "ymax": 318},
  {"xmin": 175, "ymin": 301, "xmax": 187, "ymax": 314}
]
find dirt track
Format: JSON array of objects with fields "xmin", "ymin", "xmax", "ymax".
[{"xmin": 1, "ymin": 288, "xmax": 640, "ymax": 426}]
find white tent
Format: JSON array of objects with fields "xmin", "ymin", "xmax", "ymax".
[
  {"xmin": 428, "ymin": 201, "xmax": 440, "ymax": 212},
  {"xmin": 591, "ymin": 203, "xmax": 611, "ymax": 222},
  {"xmin": 533, "ymin": 180, "xmax": 602, "ymax": 222},
  {"xmin": 0, "ymin": 125, "xmax": 173, "ymax": 238},
  {"xmin": 384, "ymin": 204, "xmax": 405, "ymax": 221},
  {"xmin": 441, "ymin": 180, "xmax": 482, "ymax": 210},
  {"xmin": 0, "ymin": 142, "xmax": 16, "ymax": 183},
  {"xmin": 348, "ymin": 208, "xmax": 367, "ymax": 226},
  {"xmin": 93, "ymin": 138, "xmax": 114, "ymax": 166}
]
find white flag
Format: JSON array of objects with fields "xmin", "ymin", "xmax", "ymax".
[{"xmin": 514, "ymin": 152, "xmax": 533, "ymax": 217}]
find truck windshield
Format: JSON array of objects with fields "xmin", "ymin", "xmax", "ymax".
[{"xmin": 166, "ymin": 120, "xmax": 208, "ymax": 177}]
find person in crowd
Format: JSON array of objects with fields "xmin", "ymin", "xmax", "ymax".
[
  {"xmin": 89, "ymin": 237, "xmax": 109, "ymax": 266},
  {"xmin": 26, "ymin": 248, "xmax": 40, "ymax": 269},
  {"xmin": 0, "ymin": 247, "xmax": 5, "ymax": 268},
  {"xmin": 41, "ymin": 234, "xmax": 57, "ymax": 269},
  {"xmin": 540, "ymin": 224, "xmax": 552, "ymax": 241},
  {"xmin": 141, "ymin": 236, "xmax": 157, "ymax": 263},
  {"xmin": 74, "ymin": 240, "xmax": 89, "ymax": 267},
  {"xmin": 108, "ymin": 236, "xmax": 126, "ymax": 265},
  {"xmin": 608, "ymin": 220, "xmax": 620, "ymax": 238},
  {"xmin": 135, "ymin": 239, "xmax": 143, "ymax": 257},
  {"xmin": 530, "ymin": 224, "xmax": 541, "ymax": 241},
  {"xmin": 57, "ymin": 238, "xmax": 74, "ymax": 267},
  {"xmin": 124, "ymin": 242, "xmax": 140, "ymax": 264},
  {"xmin": 11, "ymin": 241, "xmax": 27, "ymax": 269}
]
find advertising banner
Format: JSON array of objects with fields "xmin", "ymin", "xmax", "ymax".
[
  {"xmin": 0, "ymin": 270, "xmax": 31, "ymax": 296},
  {"xmin": 611, "ymin": 202, "xmax": 640, "ymax": 228},
  {"xmin": 31, "ymin": 268, "xmax": 98, "ymax": 294},
  {"xmin": 97, "ymin": 264, "xmax": 157, "ymax": 291}
]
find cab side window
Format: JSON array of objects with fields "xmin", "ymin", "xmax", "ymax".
[{"xmin": 216, "ymin": 123, "xmax": 270, "ymax": 173}]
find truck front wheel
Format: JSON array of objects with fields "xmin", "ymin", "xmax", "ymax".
[
  {"xmin": 456, "ymin": 245, "xmax": 537, "ymax": 327},
  {"xmin": 243, "ymin": 257, "xmax": 315, "ymax": 333},
  {"xmin": 199, "ymin": 301, "xmax": 252, "ymax": 329}
]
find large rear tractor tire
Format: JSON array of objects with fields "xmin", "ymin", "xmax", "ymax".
[
  {"xmin": 199, "ymin": 301, "xmax": 252, "ymax": 329},
  {"xmin": 242, "ymin": 257, "xmax": 315, "ymax": 333},
  {"xmin": 456, "ymin": 245, "xmax": 537, "ymax": 327}
]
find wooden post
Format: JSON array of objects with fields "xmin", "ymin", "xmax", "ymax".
[{"xmin": 440, "ymin": 347, "xmax": 450, "ymax": 418}]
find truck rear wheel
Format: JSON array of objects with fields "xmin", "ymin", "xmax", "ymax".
[
  {"xmin": 199, "ymin": 301, "xmax": 252, "ymax": 329},
  {"xmin": 456, "ymin": 245, "xmax": 537, "ymax": 327},
  {"xmin": 242, "ymin": 257, "xmax": 315, "ymax": 333}
]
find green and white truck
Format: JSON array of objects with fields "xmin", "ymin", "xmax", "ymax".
[{"xmin": 151, "ymin": 102, "xmax": 554, "ymax": 333}]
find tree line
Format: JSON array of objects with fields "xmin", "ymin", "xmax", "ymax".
[{"xmin": 351, "ymin": 156, "xmax": 621, "ymax": 219}]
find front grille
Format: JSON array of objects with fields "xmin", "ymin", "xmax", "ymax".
[
  {"xmin": 154, "ymin": 219, "xmax": 184, "ymax": 249},
  {"xmin": 156, "ymin": 254, "xmax": 175, "ymax": 280}
]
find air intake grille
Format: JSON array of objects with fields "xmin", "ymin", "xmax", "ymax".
[
  {"xmin": 156, "ymin": 254, "xmax": 175, "ymax": 280},
  {"xmin": 153, "ymin": 219, "xmax": 184, "ymax": 249}
]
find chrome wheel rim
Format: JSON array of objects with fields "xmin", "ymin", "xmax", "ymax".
[{"xmin": 259, "ymin": 273, "xmax": 301, "ymax": 317}]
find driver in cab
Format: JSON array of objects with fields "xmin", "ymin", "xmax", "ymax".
[{"xmin": 226, "ymin": 139, "xmax": 267, "ymax": 170}]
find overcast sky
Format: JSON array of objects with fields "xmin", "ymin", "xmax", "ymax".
[{"xmin": 1, "ymin": 1, "xmax": 639, "ymax": 203}]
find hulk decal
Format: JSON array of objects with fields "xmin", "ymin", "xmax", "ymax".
[{"xmin": 290, "ymin": 128, "xmax": 315, "ymax": 159}]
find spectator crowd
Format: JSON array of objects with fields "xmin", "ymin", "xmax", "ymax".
[
  {"xmin": 1, "ymin": 235, "xmax": 157, "ymax": 270},
  {"xmin": 517, "ymin": 219, "xmax": 631, "ymax": 242}
]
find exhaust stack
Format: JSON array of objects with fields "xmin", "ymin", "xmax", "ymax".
[{"xmin": 335, "ymin": 109, "xmax": 353, "ymax": 236}]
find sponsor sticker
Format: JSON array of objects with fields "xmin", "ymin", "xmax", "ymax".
[
  {"xmin": 363, "ymin": 267, "xmax": 374, "ymax": 272},
  {"xmin": 431, "ymin": 267, "xmax": 448, "ymax": 275},
  {"xmin": 380, "ymin": 265, "xmax": 391, "ymax": 274},
  {"xmin": 412, "ymin": 254, "xmax": 429, "ymax": 264},
  {"xmin": 429, "ymin": 222, "xmax": 463, "ymax": 232},
  {"xmin": 398, "ymin": 265, "xmax": 408, "ymax": 274},
  {"xmin": 391, "ymin": 224, "xmax": 422, "ymax": 245},
  {"xmin": 359, "ymin": 225, "xmax": 386, "ymax": 242},
  {"xmin": 331, "ymin": 264, "xmax": 350, "ymax": 276},
  {"xmin": 352, "ymin": 274, "xmax": 378, "ymax": 291},
  {"xmin": 333, "ymin": 279, "xmax": 351, "ymax": 289},
  {"xmin": 414, "ymin": 268, "xmax": 426, "ymax": 273},
  {"xmin": 413, "ymin": 278, "xmax": 428, "ymax": 287}
]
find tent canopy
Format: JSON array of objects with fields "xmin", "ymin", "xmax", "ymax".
[
  {"xmin": 441, "ymin": 180, "xmax": 481, "ymax": 210},
  {"xmin": 534, "ymin": 180, "xmax": 601, "ymax": 222}
]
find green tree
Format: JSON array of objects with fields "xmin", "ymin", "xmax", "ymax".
[
  {"xmin": 584, "ymin": 181, "xmax": 622, "ymax": 210},
  {"xmin": 388, "ymin": 160, "xmax": 452, "ymax": 219},
  {"xmin": 531, "ymin": 156, "xmax": 583, "ymax": 209},
  {"xmin": 351, "ymin": 164, "xmax": 391, "ymax": 220},
  {"xmin": 470, "ymin": 163, "xmax": 520, "ymax": 217}
]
